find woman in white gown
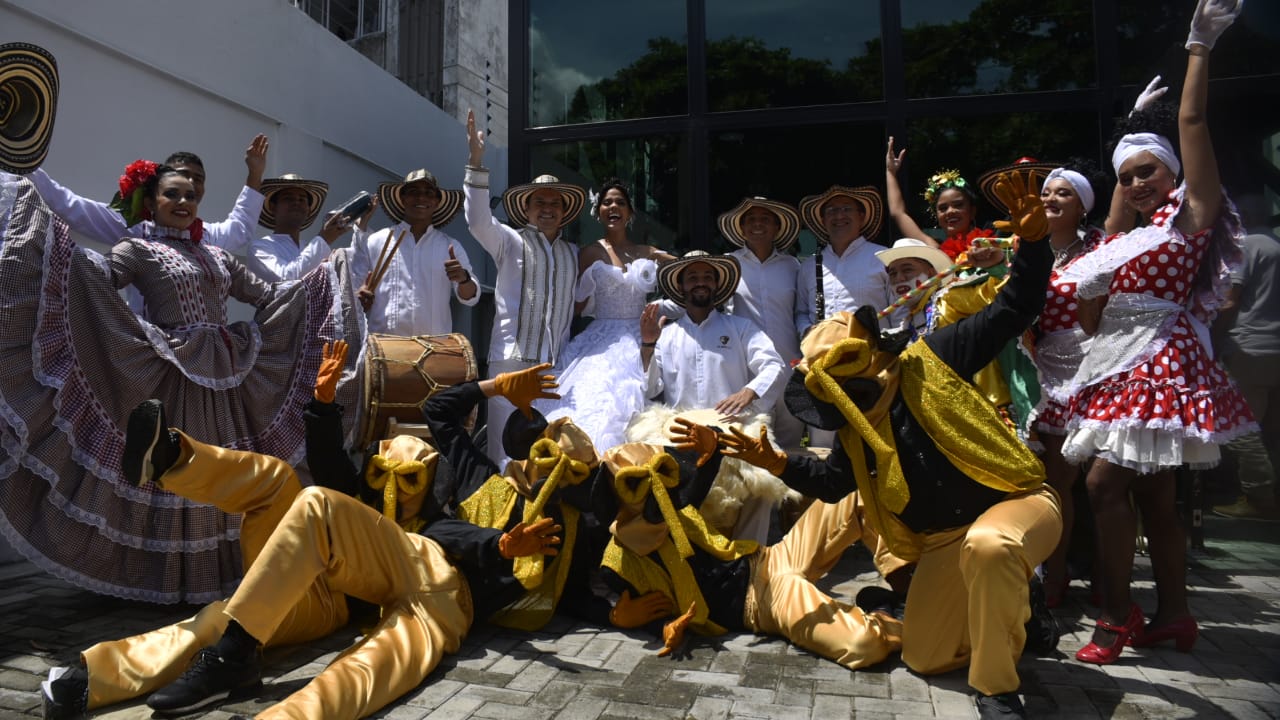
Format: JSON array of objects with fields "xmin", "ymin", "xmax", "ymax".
[{"xmin": 538, "ymin": 181, "xmax": 673, "ymax": 451}]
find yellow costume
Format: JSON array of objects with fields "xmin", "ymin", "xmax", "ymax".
[{"xmin": 601, "ymin": 443, "xmax": 902, "ymax": 670}]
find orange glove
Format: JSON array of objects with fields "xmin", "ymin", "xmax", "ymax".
[
  {"xmin": 658, "ymin": 601, "xmax": 696, "ymax": 657},
  {"xmin": 720, "ymin": 426, "xmax": 787, "ymax": 476},
  {"xmin": 669, "ymin": 417, "xmax": 719, "ymax": 467},
  {"xmin": 497, "ymin": 517, "xmax": 562, "ymax": 559},
  {"xmin": 314, "ymin": 340, "xmax": 348, "ymax": 404},
  {"xmin": 493, "ymin": 362, "xmax": 560, "ymax": 418},
  {"xmin": 609, "ymin": 590, "xmax": 675, "ymax": 629},
  {"xmin": 991, "ymin": 172, "xmax": 1048, "ymax": 242}
]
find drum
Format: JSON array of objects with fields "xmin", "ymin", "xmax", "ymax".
[{"xmin": 361, "ymin": 333, "xmax": 479, "ymax": 447}]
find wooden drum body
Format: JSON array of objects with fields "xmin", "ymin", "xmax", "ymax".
[{"xmin": 361, "ymin": 333, "xmax": 478, "ymax": 446}]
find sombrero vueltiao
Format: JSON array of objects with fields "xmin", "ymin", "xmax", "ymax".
[
  {"xmin": 0, "ymin": 42, "xmax": 59, "ymax": 175},
  {"xmin": 717, "ymin": 196, "xmax": 802, "ymax": 252},
  {"xmin": 502, "ymin": 174, "xmax": 587, "ymax": 230},
  {"xmin": 657, "ymin": 250, "xmax": 741, "ymax": 308},
  {"xmin": 875, "ymin": 238, "xmax": 954, "ymax": 276},
  {"xmin": 378, "ymin": 169, "xmax": 464, "ymax": 227},
  {"xmin": 799, "ymin": 185, "xmax": 884, "ymax": 243},
  {"xmin": 977, "ymin": 158, "xmax": 1058, "ymax": 215},
  {"xmin": 258, "ymin": 173, "xmax": 329, "ymax": 231}
]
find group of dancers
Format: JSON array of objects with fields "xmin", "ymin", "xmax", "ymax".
[{"xmin": 0, "ymin": 1, "xmax": 1262, "ymax": 718}]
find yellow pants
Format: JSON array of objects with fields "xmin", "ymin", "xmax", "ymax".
[
  {"xmin": 900, "ymin": 487, "xmax": 1061, "ymax": 696},
  {"xmin": 743, "ymin": 488, "xmax": 904, "ymax": 669},
  {"xmin": 233, "ymin": 486, "xmax": 473, "ymax": 720},
  {"xmin": 83, "ymin": 433, "xmax": 350, "ymax": 708}
]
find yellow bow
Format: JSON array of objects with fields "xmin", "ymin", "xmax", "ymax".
[
  {"xmin": 613, "ymin": 452, "xmax": 692, "ymax": 560},
  {"xmin": 512, "ymin": 438, "xmax": 592, "ymax": 590},
  {"xmin": 806, "ymin": 338, "xmax": 909, "ymax": 513},
  {"xmin": 365, "ymin": 454, "xmax": 431, "ymax": 529},
  {"xmin": 521, "ymin": 437, "xmax": 592, "ymax": 523}
]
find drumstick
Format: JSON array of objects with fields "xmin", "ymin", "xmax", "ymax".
[
  {"xmin": 370, "ymin": 230, "xmax": 407, "ymax": 291},
  {"xmin": 371, "ymin": 230, "xmax": 394, "ymax": 282}
]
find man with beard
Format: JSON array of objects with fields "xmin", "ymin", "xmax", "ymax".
[{"xmin": 640, "ymin": 251, "xmax": 786, "ymax": 427}]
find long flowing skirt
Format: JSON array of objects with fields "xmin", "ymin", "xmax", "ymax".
[
  {"xmin": 0, "ymin": 175, "xmax": 363, "ymax": 603},
  {"xmin": 537, "ymin": 317, "xmax": 647, "ymax": 454}
]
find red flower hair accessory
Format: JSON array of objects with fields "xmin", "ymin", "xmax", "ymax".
[{"xmin": 108, "ymin": 159, "xmax": 159, "ymax": 227}]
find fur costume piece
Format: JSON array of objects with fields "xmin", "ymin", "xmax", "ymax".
[{"xmin": 626, "ymin": 405, "xmax": 801, "ymax": 536}]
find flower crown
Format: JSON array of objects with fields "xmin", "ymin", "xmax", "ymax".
[
  {"xmin": 922, "ymin": 169, "xmax": 969, "ymax": 206},
  {"xmin": 109, "ymin": 159, "xmax": 159, "ymax": 227}
]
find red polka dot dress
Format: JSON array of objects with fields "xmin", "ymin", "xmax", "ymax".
[
  {"xmin": 1031, "ymin": 230, "xmax": 1104, "ymax": 436},
  {"xmin": 1061, "ymin": 194, "xmax": 1255, "ymax": 472}
]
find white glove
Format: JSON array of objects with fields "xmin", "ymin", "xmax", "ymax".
[
  {"xmin": 1186, "ymin": 0, "xmax": 1243, "ymax": 50},
  {"xmin": 1130, "ymin": 75, "xmax": 1168, "ymax": 117}
]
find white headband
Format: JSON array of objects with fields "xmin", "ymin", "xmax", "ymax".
[
  {"xmin": 1045, "ymin": 168, "xmax": 1095, "ymax": 214},
  {"xmin": 1112, "ymin": 132, "xmax": 1181, "ymax": 178}
]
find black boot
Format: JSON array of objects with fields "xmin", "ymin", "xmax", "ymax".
[
  {"xmin": 855, "ymin": 585, "xmax": 905, "ymax": 621},
  {"xmin": 1024, "ymin": 575, "xmax": 1060, "ymax": 655},
  {"xmin": 122, "ymin": 399, "xmax": 180, "ymax": 486}
]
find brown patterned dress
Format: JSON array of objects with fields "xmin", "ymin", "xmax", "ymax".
[{"xmin": 0, "ymin": 175, "xmax": 363, "ymax": 603}]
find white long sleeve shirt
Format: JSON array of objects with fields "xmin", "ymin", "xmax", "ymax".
[
  {"xmin": 27, "ymin": 168, "xmax": 263, "ymax": 254},
  {"xmin": 727, "ymin": 247, "xmax": 802, "ymax": 363},
  {"xmin": 795, "ymin": 236, "xmax": 892, "ymax": 334},
  {"xmin": 248, "ymin": 233, "xmax": 331, "ymax": 282},
  {"xmin": 349, "ymin": 222, "xmax": 478, "ymax": 336},
  {"xmin": 464, "ymin": 167, "xmax": 578, "ymax": 364},
  {"xmin": 645, "ymin": 309, "xmax": 786, "ymax": 414}
]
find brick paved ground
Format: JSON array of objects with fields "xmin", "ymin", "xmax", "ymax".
[{"xmin": 0, "ymin": 515, "xmax": 1276, "ymax": 719}]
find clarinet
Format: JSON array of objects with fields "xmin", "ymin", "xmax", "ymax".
[{"xmin": 814, "ymin": 240, "xmax": 827, "ymax": 322}]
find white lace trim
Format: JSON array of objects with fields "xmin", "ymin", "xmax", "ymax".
[
  {"xmin": 1048, "ymin": 293, "xmax": 1181, "ymax": 402},
  {"xmin": 0, "ymin": 502, "xmax": 230, "ymax": 604},
  {"xmin": 1059, "ymin": 421, "xmax": 1228, "ymax": 473},
  {"xmin": 1056, "ymin": 184, "xmax": 1243, "ymax": 324}
]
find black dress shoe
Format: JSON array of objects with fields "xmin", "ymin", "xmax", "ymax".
[
  {"xmin": 975, "ymin": 691, "xmax": 1025, "ymax": 719},
  {"xmin": 122, "ymin": 399, "xmax": 179, "ymax": 486},
  {"xmin": 41, "ymin": 665, "xmax": 87, "ymax": 720},
  {"xmin": 146, "ymin": 647, "xmax": 262, "ymax": 715}
]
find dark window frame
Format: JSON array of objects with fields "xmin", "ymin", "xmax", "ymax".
[{"xmin": 511, "ymin": 0, "xmax": 1280, "ymax": 248}]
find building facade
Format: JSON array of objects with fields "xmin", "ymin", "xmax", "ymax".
[
  {"xmin": 508, "ymin": 0, "xmax": 1280, "ymax": 255},
  {"xmin": 293, "ymin": 0, "xmax": 510, "ymax": 146}
]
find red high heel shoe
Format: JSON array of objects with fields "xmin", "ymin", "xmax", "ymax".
[
  {"xmin": 1075, "ymin": 604, "xmax": 1144, "ymax": 665},
  {"xmin": 1129, "ymin": 615, "xmax": 1198, "ymax": 652}
]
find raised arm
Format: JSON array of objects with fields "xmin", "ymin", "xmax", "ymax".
[
  {"xmin": 202, "ymin": 135, "xmax": 269, "ymax": 254},
  {"xmin": 1177, "ymin": 0, "xmax": 1241, "ymax": 234},
  {"xmin": 27, "ymin": 169, "xmax": 129, "ymax": 246},
  {"xmin": 885, "ymin": 137, "xmax": 933, "ymax": 245},
  {"xmin": 463, "ymin": 108, "xmax": 516, "ymax": 261}
]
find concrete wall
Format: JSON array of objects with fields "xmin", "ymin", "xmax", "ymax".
[
  {"xmin": 444, "ymin": 0, "xmax": 508, "ymax": 145},
  {"xmin": 0, "ymin": 0, "xmax": 509, "ymax": 564}
]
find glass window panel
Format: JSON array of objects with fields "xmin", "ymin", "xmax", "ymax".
[
  {"xmin": 709, "ymin": 122, "xmax": 887, "ymax": 256},
  {"xmin": 1116, "ymin": 1, "xmax": 1280, "ymax": 84},
  {"xmin": 705, "ymin": 1, "xmax": 882, "ymax": 111},
  {"xmin": 897, "ymin": 111, "xmax": 1099, "ymax": 233},
  {"xmin": 901, "ymin": 0, "xmax": 1095, "ymax": 98},
  {"xmin": 528, "ymin": 0, "xmax": 687, "ymax": 127},
  {"xmin": 528, "ymin": 135, "xmax": 689, "ymax": 253}
]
